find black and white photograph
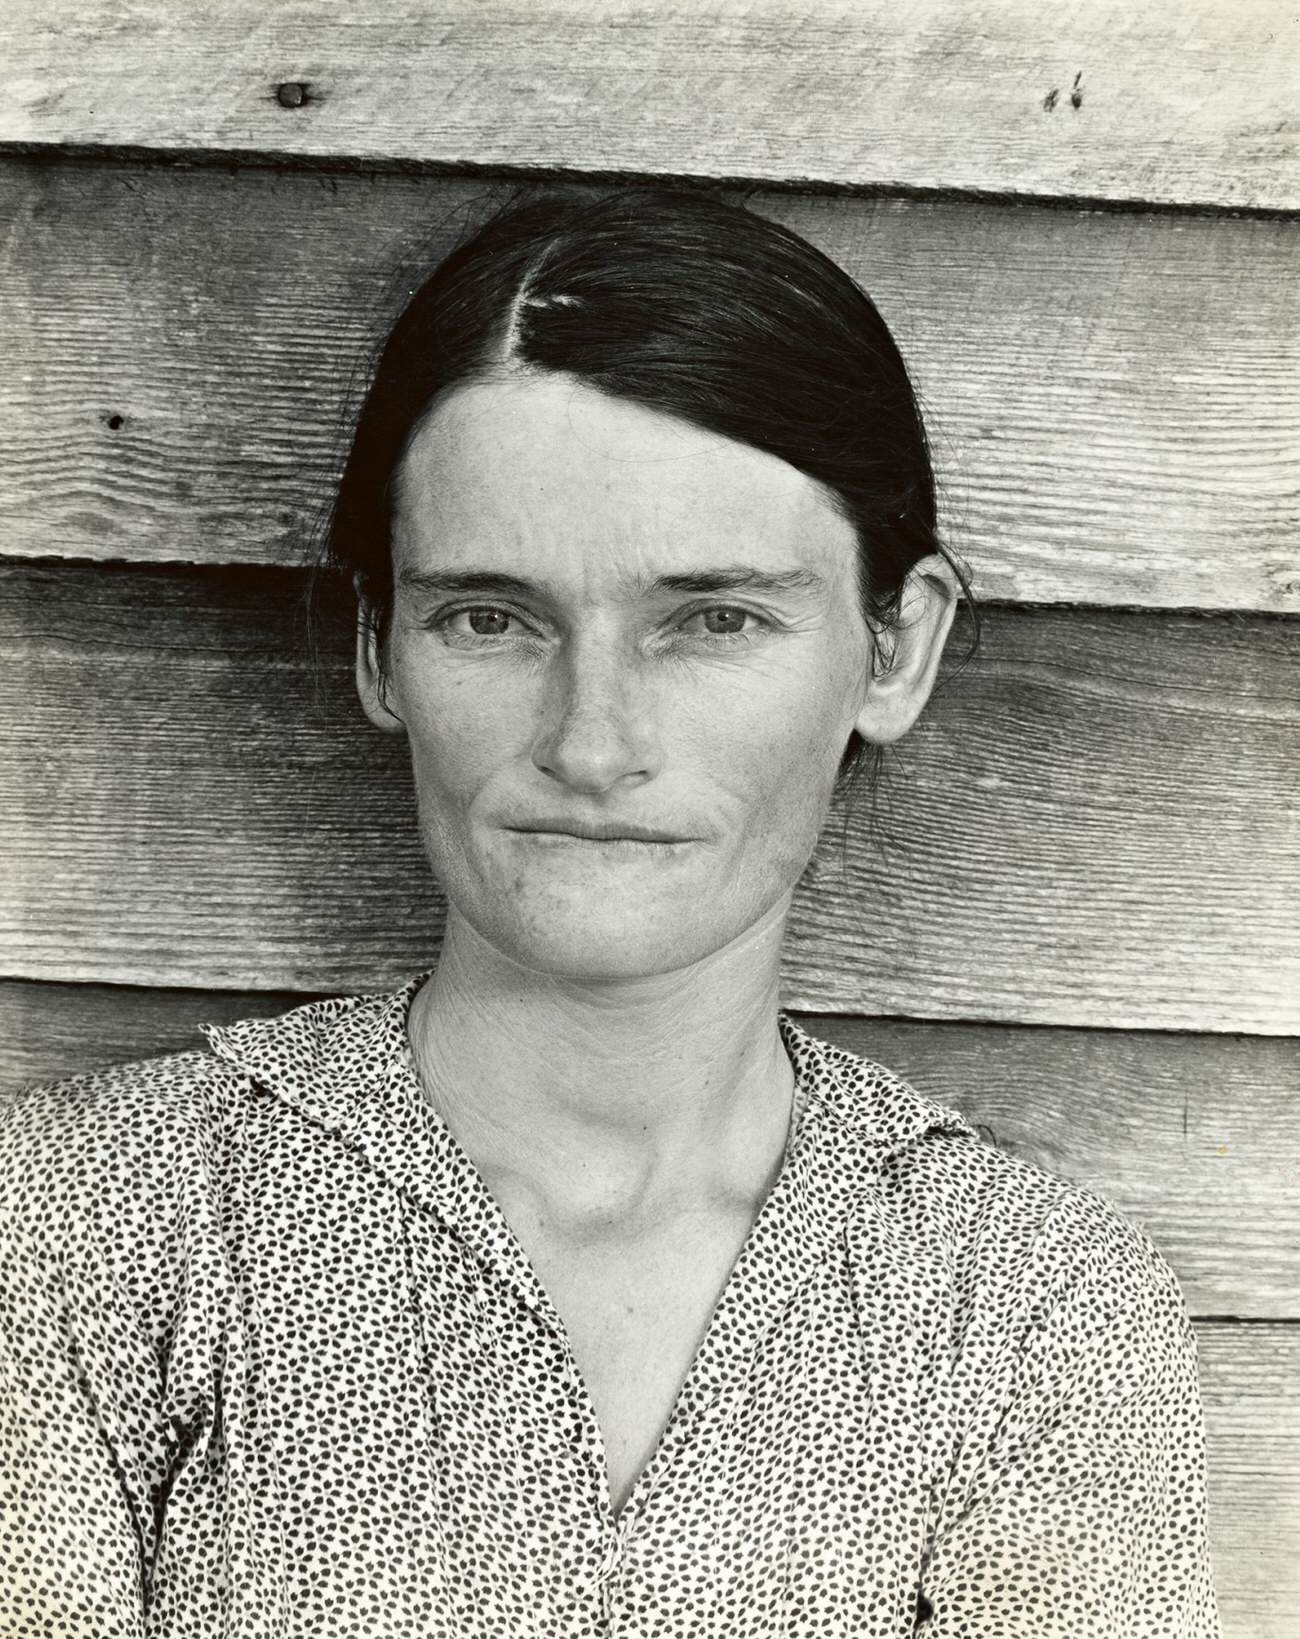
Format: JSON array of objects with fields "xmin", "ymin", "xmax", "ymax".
[{"xmin": 0, "ymin": 3, "xmax": 1296, "ymax": 1635}]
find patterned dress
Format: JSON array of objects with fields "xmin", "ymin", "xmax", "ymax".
[{"xmin": 0, "ymin": 977, "xmax": 1221, "ymax": 1636}]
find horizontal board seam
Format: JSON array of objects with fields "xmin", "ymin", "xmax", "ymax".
[
  {"xmin": 1, "ymin": 970, "xmax": 1294, "ymax": 1044},
  {"xmin": 3, "ymin": 559, "xmax": 1297, "ymax": 626},
  {"xmin": 3, "ymin": 975, "xmax": 1298, "ymax": 1050},
  {"xmin": 3, "ymin": 142, "xmax": 1298, "ymax": 225}
]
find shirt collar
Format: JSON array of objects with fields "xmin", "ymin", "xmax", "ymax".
[
  {"xmin": 203, "ymin": 975, "xmax": 426, "ymax": 1134},
  {"xmin": 205, "ymin": 979, "xmax": 974, "ymax": 1150},
  {"xmin": 203, "ymin": 977, "xmax": 978, "ymax": 1166},
  {"xmin": 203, "ymin": 978, "xmax": 980, "ymax": 1334},
  {"xmin": 776, "ymin": 1011, "xmax": 979, "ymax": 1154}
]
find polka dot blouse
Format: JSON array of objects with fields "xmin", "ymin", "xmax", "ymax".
[{"xmin": 1, "ymin": 978, "xmax": 1221, "ymax": 1636}]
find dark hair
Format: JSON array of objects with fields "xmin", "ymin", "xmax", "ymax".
[{"xmin": 323, "ymin": 185, "xmax": 976, "ymax": 777}]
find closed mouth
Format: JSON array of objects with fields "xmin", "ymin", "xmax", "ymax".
[{"xmin": 506, "ymin": 822, "xmax": 692, "ymax": 845}]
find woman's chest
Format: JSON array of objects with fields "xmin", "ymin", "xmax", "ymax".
[
  {"xmin": 519, "ymin": 1212, "xmax": 759, "ymax": 1515},
  {"xmin": 194, "ymin": 1181, "xmax": 943, "ymax": 1637}
]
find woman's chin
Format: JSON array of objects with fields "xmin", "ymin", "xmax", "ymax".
[{"xmin": 470, "ymin": 898, "xmax": 737, "ymax": 987}]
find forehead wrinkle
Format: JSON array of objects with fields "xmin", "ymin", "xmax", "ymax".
[{"xmin": 394, "ymin": 378, "xmax": 861, "ymax": 603}]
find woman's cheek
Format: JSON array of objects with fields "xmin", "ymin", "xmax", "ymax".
[
  {"xmin": 743, "ymin": 666, "xmax": 848, "ymax": 792},
  {"xmin": 707, "ymin": 704, "xmax": 840, "ymax": 878},
  {"xmin": 403, "ymin": 668, "xmax": 516, "ymax": 796}
]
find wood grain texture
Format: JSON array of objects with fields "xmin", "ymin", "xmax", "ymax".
[
  {"xmin": 1, "ymin": 159, "xmax": 1296, "ymax": 611},
  {"xmin": 1, "ymin": 562, "xmax": 1295, "ymax": 1032},
  {"xmin": 3, "ymin": 981, "xmax": 1296, "ymax": 1319},
  {"xmin": 1195, "ymin": 1323, "xmax": 1300, "ymax": 1637},
  {"xmin": 0, "ymin": 980, "xmax": 317, "ymax": 1099},
  {"xmin": 1, "ymin": 0, "xmax": 1296, "ymax": 208}
]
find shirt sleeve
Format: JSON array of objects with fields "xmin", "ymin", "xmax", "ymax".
[
  {"xmin": 0, "ymin": 1089, "xmax": 172, "ymax": 1639},
  {"xmin": 919, "ymin": 1200, "xmax": 1223, "ymax": 1638}
]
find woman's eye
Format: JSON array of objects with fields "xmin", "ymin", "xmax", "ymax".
[
  {"xmin": 446, "ymin": 606, "xmax": 518, "ymax": 637},
  {"xmin": 685, "ymin": 606, "xmax": 759, "ymax": 637}
]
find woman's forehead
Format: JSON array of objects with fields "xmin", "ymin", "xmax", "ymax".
[{"xmin": 393, "ymin": 374, "xmax": 858, "ymax": 590}]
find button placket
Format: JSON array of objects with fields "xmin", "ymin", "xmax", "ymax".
[{"xmin": 595, "ymin": 1529, "xmax": 623, "ymax": 1632}]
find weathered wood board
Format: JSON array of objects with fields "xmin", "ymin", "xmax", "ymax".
[
  {"xmin": 1, "ymin": 0, "xmax": 1295, "ymax": 209},
  {"xmin": 1, "ymin": 8, "xmax": 1295, "ymax": 1623},
  {"xmin": 1, "ymin": 159, "xmax": 1295, "ymax": 610},
  {"xmin": 3, "ymin": 980, "xmax": 1295, "ymax": 1320},
  {"xmin": 2, "ymin": 562, "xmax": 1295, "ymax": 1033},
  {"xmin": 1196, "ymin": 1323, "xmax": 1300, "ymax": 1637}
]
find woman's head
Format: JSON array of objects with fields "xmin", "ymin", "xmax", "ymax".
[
  {"xmin": 329, "ymin": 186, "xmax": 968, "ymax": 657},
  {"xmin": 328, "ymin": 187, "xmax": 968, "ymax": 982}
]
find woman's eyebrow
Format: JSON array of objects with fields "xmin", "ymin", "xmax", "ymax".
[
  {"xmin": 396, "ymin": 569, "xmax": 538, "ymax": 599},
  {"xmin": 648, "ymin": 567, "xmax": 827, "ymax": 596},
  {"xmin": 396, "ymin": 566, "xmax": 827, "ymax": 599}
]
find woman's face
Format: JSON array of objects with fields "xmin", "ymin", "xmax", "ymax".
[{"xmin": 360, "ymin": 372, "xmax": 942, "ymax": 983}]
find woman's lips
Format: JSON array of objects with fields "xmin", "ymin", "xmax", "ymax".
[
  {"xmin": 505, "ymin": 820, "xmax": 693, "ymax": 844},
  {"xmin": 503, "ymin": 824, "xmax": 696, "ymax": 851}
]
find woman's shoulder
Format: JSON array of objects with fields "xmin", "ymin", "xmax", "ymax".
[
  {"xmin": 0, "ymin": 982, "xmax": 404, "ymax": 1156},
  {"xmin": 906, "ymin": 1121, "xmax": 1176, "ymax": 1312},
  {"xmin": 0, "ymin": 1046, "xmax": 251, "ymax": 1278},
  {"xmin": 0, "ymin": 1046, "xmax": 256, "ymax": 1366},
  {"xmin": 2, "ymin": 1041, "xmax": 252, "ymax": 1180},
  {"xmin": 0, "ymin": 983, "xmax": 411, "ymax": 1241},
  {"xmin": 0, "ymin": 985, "xmax": 415, "ymax": 1375},
  {"xmin": 788, "ymin": 1017, "xmax": 1180, "ymax": 1312}
]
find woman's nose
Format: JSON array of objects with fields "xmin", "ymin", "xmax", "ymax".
[{"xmin": 529, "ymin": 638, "xmax": 660, "ymax": 793}]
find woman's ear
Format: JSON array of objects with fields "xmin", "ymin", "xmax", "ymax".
[
  {"xmin": 852, "ymin": 554, "xmax": 960, "ymax": 746},
  {"xmin": 354, "ymin": 594, "xmax": 406, "ymax": 735}
]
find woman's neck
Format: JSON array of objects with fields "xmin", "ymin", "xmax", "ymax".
[{"xmin": 406, "ymin": 903, "xmax": 797, "ymax": 1231}]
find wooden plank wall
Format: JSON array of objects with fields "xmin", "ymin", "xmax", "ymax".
[{"xmin": 1, "ymin": 4, "xmax": 1297, "ymax": 1632}]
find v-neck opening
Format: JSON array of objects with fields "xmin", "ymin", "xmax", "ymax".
[
  {"xmin": 203, "ymin": 981, "xmax": 977, "ymax": 1541},
  {"xmin": 391, "ymin": 1000, "xmax": 845, "ymax": 1533},
  {"xmin": 602, "ymin": 1109, "xmax": 838, "ymax": 1530}
]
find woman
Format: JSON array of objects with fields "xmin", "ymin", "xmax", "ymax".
[{"xmin": 1, "ymin": 188, "xmax": 1220, "ymax": 1636}]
